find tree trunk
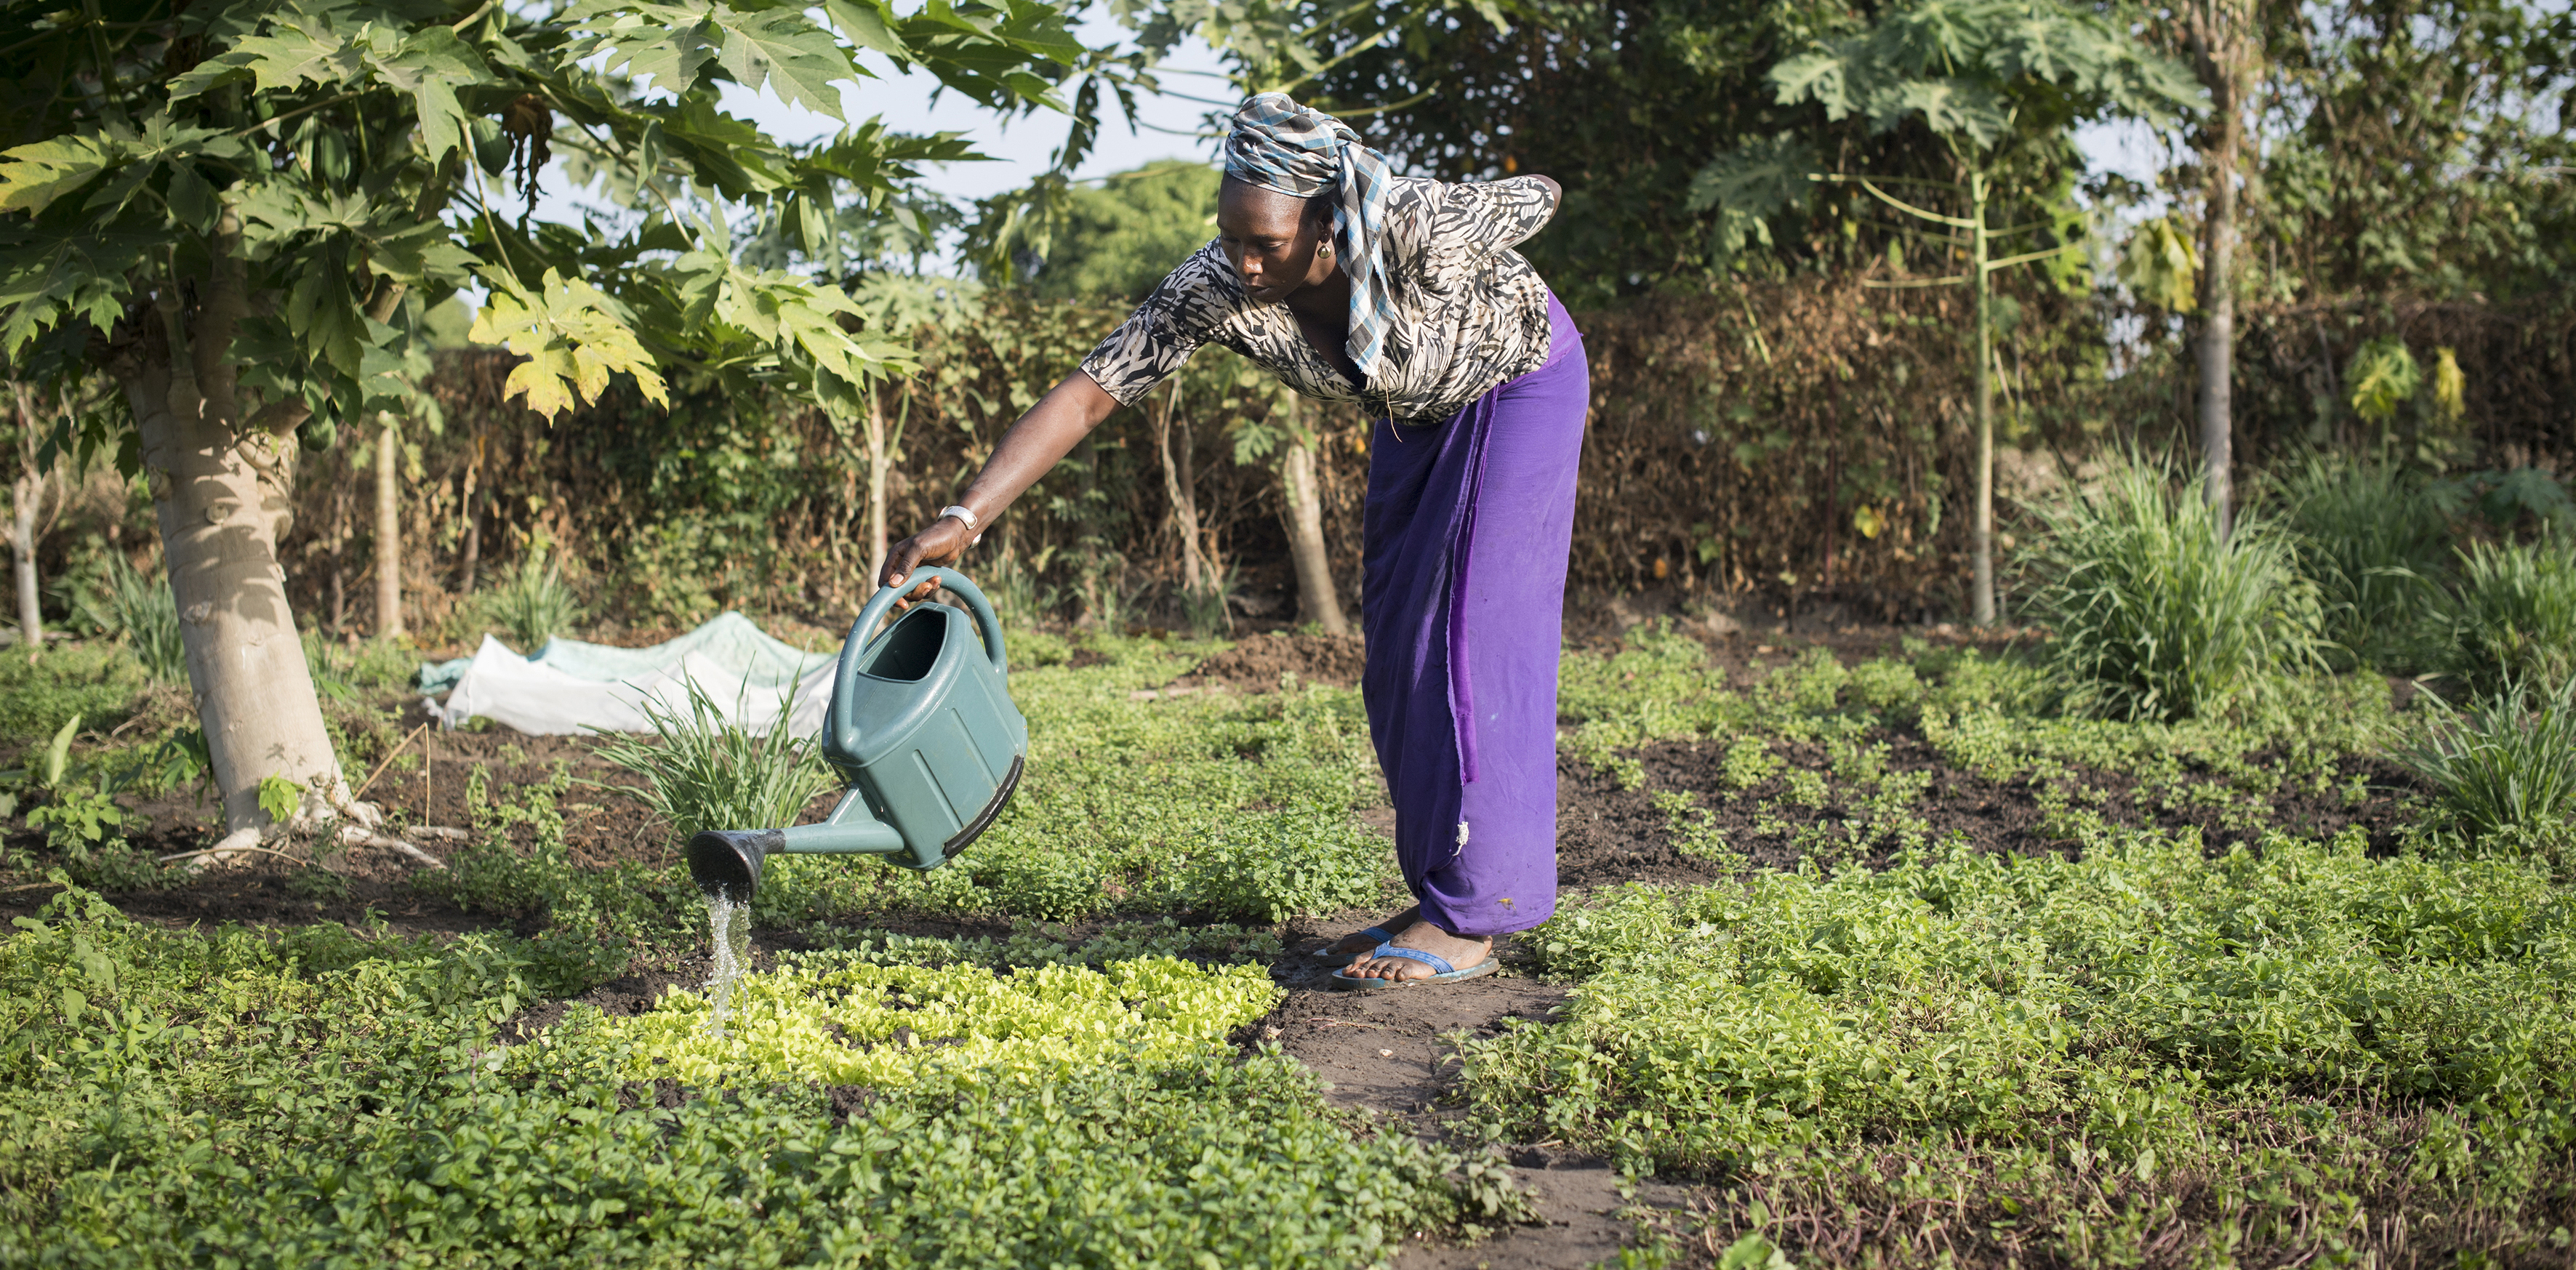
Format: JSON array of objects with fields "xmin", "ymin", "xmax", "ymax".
[
  {"xmin": 457, "ymin": 427, "xmax": 483, "ymax": 594},
  {"xmin": 1970, "ymin": 170, "xmax": 1997, "ymax": 628},
  {"xmin": 374, "ymin": 413, "xmax": 404, "ymax": 638},
  {"xmin": 864, "ymin": 389, "xmax": 891, "ymax": 587},
  {"xmin": 9, "ymin": 388, "xmax": 43, "ymax": 651},
  {"xmin": 10, "ymin": 470, "xmax": 37, "ymax": 652},
  {"xmin": 114, "ymin": 217, "xmax": 345, "ymax": 834},
  {"xmin": 2188, "ymin": 0, "xmax": 2247, "ymax": 538},
  {"xmin": 1278, "ymin": 425, "xmax": 1347, "ymax": 635},
  {"xmin": 1153, "ymin": 379, "xmax": 1207, "ymax": 593}
]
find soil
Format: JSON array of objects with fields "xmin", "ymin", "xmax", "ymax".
[{"xmin": 1179, "ymin": 630, "xmax": 1368, "ymax": 690}]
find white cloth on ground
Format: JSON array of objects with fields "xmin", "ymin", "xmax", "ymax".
[{"xmin": 426, "ymin": 611, "xmax": 836, "ymax": 736}]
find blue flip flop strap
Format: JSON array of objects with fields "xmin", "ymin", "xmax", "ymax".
[{"xmin": 1370, "ymin": 944, "xmax": 1457, "ymax": 976}]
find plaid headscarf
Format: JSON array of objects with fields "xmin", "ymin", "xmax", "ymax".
[{"xmin": 1223, "ymin": 93, "xmax": 1397, "ymax": 383}]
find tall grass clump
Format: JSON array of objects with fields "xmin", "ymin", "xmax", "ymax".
[
  {"xmin": 2444, "ymin": 535, "xmax": 2576, "ymax": 696},
  {"xmin": 60, "ymin": 550, "xmax": 186, "ymax": 683},
  {"xmin": 481, "ymin": 549, "xmax": 585, "ymax": 652},
  {"xmin": 2395, "ymin": 675, "xmax": 2576, "ymax": 858},
  {"xmin": 587, "ymin": 680, "xmax": 832, "ymax": 840},
  {"xmin": 2022, "ymin": 458, "xmax": 2322, "ymax": 720},
  {"xmin": 2275, "ymin": 453, "xmax": 2451, "ymax": 671}
]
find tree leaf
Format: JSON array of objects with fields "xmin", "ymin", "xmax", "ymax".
[
  {"xmin": 1769, "ymin": 49, "xmax": 1858, "ymax": 118},
  {"xmin": 822, "ymin": 0, "xmax": 909, "ymax": 60},
  {"xmin": 714, "ymin": 5, "xmax": 856, "ymax": 120},
  {"xmin": 0, "ymin": 136, "xmax": 127, "ymax": 217},
  {"xmin": 469, "ymin": 268, "xmax": 670, "ymax": 417}
]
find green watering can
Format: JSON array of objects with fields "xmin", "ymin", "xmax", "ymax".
[{"xmin": 685, "ymin": 567, "xmax": 1027, "ymax": 900}]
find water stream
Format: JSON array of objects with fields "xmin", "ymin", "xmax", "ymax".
[{"xmin": 704, "ymin": 889, "xmax": 753, "ymax": 1037}]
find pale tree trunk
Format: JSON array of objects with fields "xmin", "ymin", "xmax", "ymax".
[
  {"xmin": 374, "ymin": 413, "xmax": 404, "ymax": 638},
  {"xmin": 863, "ymin": 389, "xmax": 891, "ymax": 587},
  {"xmin": 1152, "ymin": 380, "xmax": 1207, "ymax": 593},
  {"xmin": 1277, "ymin": 408, "xmax": 1347, "ymax": 635},
  {"xmin": 2186, "ymin": 0, "xmax": 2250, "ymax": 539},
  {"xmin": 1969, "ymin": 170, "xmax": 1997, "ymax": 628},
  {"xmin": 112, "ymin": 212, "xmax": 347, "ymax": 835},
  {"xmin": 9, "ymin": 387, "xmax": 46, "ymax": 651},
  {"xmin": 10, "ymin": 470, "xmax": 39, "ymax": 651},
  {"xmin": 457, "ymin": 426, "xmax": 483, "ymax": 593}
]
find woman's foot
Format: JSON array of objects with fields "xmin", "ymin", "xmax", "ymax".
[
  {"xmin": 1319, "ymin": 905, "xmax": 1421, "ymax": 960},
  {"xmin": 1338, "ymin": 919, "xmax": 1493, "ymax": 983}
]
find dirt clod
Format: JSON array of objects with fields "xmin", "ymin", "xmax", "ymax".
[{"xmin": 1186, "ymin": 631, "xmax": 1367, "ymax": 691}]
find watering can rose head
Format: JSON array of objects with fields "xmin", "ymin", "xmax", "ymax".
[{"xmin": 685, "ymin": 566, "xmax": 1028, "ymax": 901}]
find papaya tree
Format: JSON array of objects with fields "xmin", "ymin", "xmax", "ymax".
[
  {"xmin": 0, "ymin": 0, "xmax": 1096, "ymax": 837},
  {"xmin": 1693, "ymin": 0, "xmax": 2202, "ymax": 625}
]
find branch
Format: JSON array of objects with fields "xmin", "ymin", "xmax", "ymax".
[
  {"xmin": 1813, "ymin": 174, "xmax": 1975, "ymax": 229},
  {"xmin": 1863, "ymin": 276, "xmax": 1970, "ymax": 289},
  {"xmin": 1315, "ymin": 84, "xmax": 1440, "ymax": 119},
  {"xmin": 1983, "ymin": 242, "xmax": 2082, "ymax": 272}
]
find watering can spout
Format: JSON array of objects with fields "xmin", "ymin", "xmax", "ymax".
[
  {"xmin": 686, "ymin": 829, "xmax": 777, "ymax": 901},
  {"xmin": 681, "ymin": 566, "xmax": 1028, "ymax": 902}
]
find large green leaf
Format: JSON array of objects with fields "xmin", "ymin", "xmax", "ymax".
[
  {"xmin": 713, "ymin": 5, "xmax": 859, "ymax": 118},
  {"xmin": 0, "ymin": 137, "xmax": 129, "ymax": 217},
  {"xmin": 469, "ymin": 268, "xmax": 673, "ymax": 418}
]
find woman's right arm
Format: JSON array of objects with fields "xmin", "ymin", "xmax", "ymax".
[{"xmin": 878, "ymin": 370, "xmax": 1122, "ymax": 596}]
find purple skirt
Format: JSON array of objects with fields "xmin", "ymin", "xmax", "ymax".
[{"xmin": 1360, "ymin": 294, "xmax": 1588, "ymax": 937}]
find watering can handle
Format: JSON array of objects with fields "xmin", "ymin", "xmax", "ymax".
[{"xmin": 838, "ymin": 566, "xmax": 1011, "ymax": 704}]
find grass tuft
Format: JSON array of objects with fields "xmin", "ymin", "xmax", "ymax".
[
  {"xmin": 586, "ymin": 678, "xmax": 832, "ymax": 843},
  {"xmin": 2444, "ymin": 534, "xmax": 2576, "ymax": 697},
  {"xmin": 2023, "ymin": 457, "xmax": 2324, "ymax": 720},
  {"xmin": 479, "ymin": 550, "xmax": 585, "ymax": 653},
  {"xmin": 2395, "ymin": 674, "xmax": 2576, "ymax": 856},
  {"xmin": 2276, "ymin": 452, "xmax": 2452, "ymax": 672}
]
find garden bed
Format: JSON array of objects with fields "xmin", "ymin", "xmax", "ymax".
[{"xmin": 3, "ymin": 623, "xmax": 2569, "ymax": 1269}]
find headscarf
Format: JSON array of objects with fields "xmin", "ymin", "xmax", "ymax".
[{"xmin": 1223, "ymin": 93, "xmax": 1397, "ymax": 384}]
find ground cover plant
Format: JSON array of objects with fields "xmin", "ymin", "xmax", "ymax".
[{"xmin": 2, "ymin": 563, "xmax": 2572, "ymax": 1266}]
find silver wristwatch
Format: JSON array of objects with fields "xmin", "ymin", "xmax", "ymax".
[{"xmin": 938, "ymin": 505, "xmax": 982, "ymax": 543}]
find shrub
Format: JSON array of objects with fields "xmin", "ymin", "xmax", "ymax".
[
  {"xmin": 2394, "ymin": 675, "xmax": 2576, "ymax": 856},
  {"xmin": 478, "ymin": 549, "xmax": 585, "ymax": 652},
  {"xmin": 2276, "ymin": 453, "xmax": 2452, "ymax": 672},
  {"xmin": 2444, "ymin": 535, "xmax": 2576, "ymax": 696},
  {"xmin": 2021, "ymin": 458, "xmax": 2323, "ymax": 720},
  {"xmin": 586, "ymin": 678, "xmax": 832, "ymax": 843}
]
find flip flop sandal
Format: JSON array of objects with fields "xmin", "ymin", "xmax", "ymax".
[
  {"xmin": 1330, "ymin": 944, "xmax": 1500, "ymax": 990},
  {"xmin": 1312, "ymin": 925, "xmax": 1397, "ymax": 967}
]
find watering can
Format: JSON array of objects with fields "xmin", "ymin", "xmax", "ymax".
[{"xmin": 684, "ymin": 566, "xmax": 1027, "ymax": 900}]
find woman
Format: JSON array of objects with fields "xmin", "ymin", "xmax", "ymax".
[{"xmin": 878, "ymin": 93, "xmax": 1588, "ymax": 988}]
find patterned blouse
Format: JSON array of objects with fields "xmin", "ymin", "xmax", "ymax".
[{"xmin": 1078, "ymin": 175, "xmax": 1560, "ymax": 425}]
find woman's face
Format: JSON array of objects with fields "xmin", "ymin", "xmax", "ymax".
[{"xmin": 1216, "ymin": 178, "xmax": 1334, "ymax": 304}]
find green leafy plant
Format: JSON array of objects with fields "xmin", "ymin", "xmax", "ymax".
[
  {"xmin": 2444, "ymin": 535, "xmax": 2576, "ymax": 697},
  {"xmin": 257, "ymin": 774, "xmax": 302, "ymax": 824},
  {"xmin": 2394, "ymin": 675, "xmax": 2576, "ymax": 854},
  {"xmin": 2023, "ymin": 458, "xmax": 2324, "ymax": 720},
  {"xmin": 479, "ymin": 550, "xmax": 587, "ymax": 654},
  {"xmin": 0, "ymin": 643, "xmax": 144, "ymax": 744},
  {"xmin": 587, "ymin": 680, "xmax": 832, "ymax": 843},
  {"xmin": 1172, "ymin": 807, "xmax": 1395, "ymax": 924},
  {"xmin": 2276, "ymin": 453, "xmax": 2452, "ymax": 672},
  {"xmin": 2348, "ymin": 334, "xmax": 2425, "ymax": 424}
]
